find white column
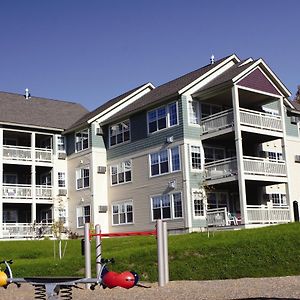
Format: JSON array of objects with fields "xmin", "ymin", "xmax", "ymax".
[
  {"xmin": 232, "ymin": 86, "xmax": 248, "ymax": 224},
  {"xmin": 31, "ymin": 132, "xmax": 36, "ymax": 223},
  {"xmin": 278, "ymin": 97, "xmax": 293, "ymax": 220},
  {"xmin": 0, "ymin": 128, "xmax": 3, "ymax": 238}
]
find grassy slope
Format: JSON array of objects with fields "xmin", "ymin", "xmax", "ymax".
[{"xmin": 0, "ymin": 223, "xmax": 300, "ymax": 281}]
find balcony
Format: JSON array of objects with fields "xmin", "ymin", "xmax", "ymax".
[
  {"xmin": 3, "ymin": 184, "xmax": 53, "ymax": 200},
  {"xmin": 201, "ymin": 108, "xmax": 282, "ymax": 137},
  {"xmin": 205, "ymin": 156, "xmax": 286, "ymax": 182},
  {"xmin": 3, "ymin": 145, "xmax": 53, "ymax": 163}
]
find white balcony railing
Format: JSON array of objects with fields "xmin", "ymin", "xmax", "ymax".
[
  {"xmin": 247, "ymin": 205, "xmax": 290, "ymax": 224},
  {"xmin": 2, "ymin": 223, "xmax": 53, "ymax": 238},
  {"xmin": 243, "ymin": 156, "xmax": 286, "ymax": 177},
  {"xmin": 3, "ymin": 145, "xmax": 32, "ymax": 161},
  {"xmin": 201, "ymin": 109, "xmax": 234, "ymax": 134},
  {"xmin": 205, "ymin": 156, "xmax": 286, "ymax": 181},
  {"xmin": 201, "ymin": 108, "xmax": 283, "ymax": 135},
  {"xmin": 36, "ymin": 185, "xmax": 53, "ymax": 199},
  {"xmin": 205, "ymin": 157, "xmax": 238, "ymax": 180},
  {"xmin": 3, "ymin": 184, "xmax": 32, "ymax": 199},
  {"xmin": 35, "ymin": 148, "xmax": 52, "ymax": 162},
  {"xmin": 3, "ymin": 145, "xmax": 52, "ymax": 163},
  {"xmin": 206, "ymin": 207, "xmax": 229, "ymax": 227}
]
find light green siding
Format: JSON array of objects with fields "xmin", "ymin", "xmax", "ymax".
[
  {"xmin": 285, "ymin": 115, "xmax": 299, "ymax": 137},
  {"xmin": 91, "ymin": 123, "xmax": 106, "ymax": 149}
]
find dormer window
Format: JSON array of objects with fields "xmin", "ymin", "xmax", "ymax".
[
  {"xmin": 109, "ymin": 120, "xmax": 130, "ymax": 147},
  {"xmin": 75, "ymin": 129, "xmax": 89, "ymax": 152}
]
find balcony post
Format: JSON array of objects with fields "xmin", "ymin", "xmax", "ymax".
[
  {"xmin": 279, "ymin": 96, "xmax": 292, "ymax": 221},
  {"xmin": 31, "ymin": 132, "xmax": 36, "ymax": 223},
  {"xmin": 0, "ymin": 128, "xmax": 3, "ymax": 238},
  {"xmin": 232, "ymin": 86, "xmax": 248, "ymax": 224}
]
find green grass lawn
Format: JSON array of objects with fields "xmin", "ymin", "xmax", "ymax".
[{"xmin": 0, "ymin": 223, "xmax": 300, "ymax": 282}]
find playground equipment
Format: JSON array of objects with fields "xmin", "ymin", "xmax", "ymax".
[{"xmin": 0, "ymin": 220, "xmax": 169, "ymax": 299}]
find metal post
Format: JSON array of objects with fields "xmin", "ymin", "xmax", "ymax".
[
  {"xmin": 157, "ymin": 219, "xmax": 165, "ymax": 287},
  {"xmin": 95, "ymin": 224, "xmax": 102, "ymax": 278},
  {"xmin": 84, "ymin": 223, "xmax": 91, "ymax": 289},
  {"xmin": 162, "ymin": 221, "xmax": 169, "ymax": 284}
]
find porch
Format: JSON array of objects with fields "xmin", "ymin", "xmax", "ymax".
[{"xmin": 3, "ymin": 184, "xmax": 53, "ymax": 200}]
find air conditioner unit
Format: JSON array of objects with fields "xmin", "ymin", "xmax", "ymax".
[
  {"xmin": 58, "ymin": 153, "xmax": 66, "ymax": 160},
  {"xmin": 58, "ymin": 189, "xmax": 67, "ymax": 196},
  {"xmin": 97, "ymin": 166, "xmax": 107, "ymax": 174},
  {"xmin": 295, "ymin": 155, "xmax": 300, "ymax": 163},
  {"xmin": 99, "ymin": 205, "xmax": 108, "ymax": 213},
  {"xmin": 96, "ymin": 127, "xmax": 103, "ymax": 135},
  {"xmin": 166, "ymin": 136, "xmax": 174, "ymax": 143}
]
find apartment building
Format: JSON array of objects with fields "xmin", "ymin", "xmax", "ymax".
[{"xmin": 1, "ymin": 54, "xmax": 300, "ymax": 238}]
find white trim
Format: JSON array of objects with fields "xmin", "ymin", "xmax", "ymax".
[
  {"xmin": 75, "ymin": 128, "xmax": 89, "ymax": 153},
  {"xmin": 88, "ymin": 83, "xmax": 155, "ymax": 124},
  {"xmin": 189, "ymin": 144, "xmax": 204, "ymax": 172},
  {"xmin": 179, "ymin": 54, "xmax": 240, "ymax": 95},
  {"xmin": 75, "ymin": 166, "xmax": 90, "ymax": 190},
  {"xmin": 192, "ymin": 188, "xmax": 206, "ymax": 219},
  {"xmin": 111, "ymin": 199, "xmax": 134, "ymax": 226},
  {"xmin": 110, "ymin": 159, "xmax": 132, "ymax": 186},
  {"xmin": 239, "ymin": 58, "xmax": 254, "ymax": 66},
  {"xmin": 109, "ymin": 119, "xmax": 131, "ymax": 148},
  {"xmin": 0, "ymin": 121, "xmax": 63, "ymax": 131},
  {"xmin": 76, "ymin": 204, "xmax": 91, "ymax": 228}
]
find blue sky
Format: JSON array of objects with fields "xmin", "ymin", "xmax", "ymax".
[{"xmin": 0, "ymin": 1, "xmax": 299, "ymax": 111}]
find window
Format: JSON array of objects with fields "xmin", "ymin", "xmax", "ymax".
[
  {"xmin": 193, "ymin": 190, "xmax": 205, "ymax": 217},
  {"xmin": 188, "ymin": 100, "xmax": 200, "ymax": 124},
  {"xmin": 76, "ymin": 167, "xmax": 89, "ymax": 189},
  {"xmin": 150, "ymin": 146, "xmax": 180, "ymax": 176},
  {"xmin": 267, "ymin": 151, "xmax": 283, "ymax": 161},
  {"xmin": 204, "ymin": 146, "xmax": 225, "ymax": 163},
  {"xmin": 58, "ymin": 208, "xmax": 66, "ymax": 224},
  {"xmin": 207, "ymin": 192, "xmax": 228, "ymax": 210},
  {"xmin": 77, "ymin": 205, "xmax": 90, "ymax": 227},
  {"xmin": 75, "ymin": 129, "xmax": 89, "ymax": 152},
  {"xmin": 147, "ymin": 102, "xmax": 178, "ymax": 133},
  {"xmin": 109, "ymin": 120, "xmax": 130, "ymax": 147},
  {"xmin": 57, "ymin": 136, "xmax": 65, "ymax": 152},
  {"xmin": 151, "ymin": 192, "xmax": 183, "ymax": 220},
  {"xmin": 269, "ymin": 194, "xmax": 287, "ymax": 206},
  {"xmin": 190, "ymin": 146, "xmax": 202, "ymax": 170},
  {"xmin": 111, "ymin": 160, "xmax": 132, "ymax": 185},
  {"xmin": 58, "ymin": 172, "xmax": 66, "ymax": 188},
  {"xmin": 112, "ymin": 201, "xmax": 133, "ymax": 225},
  {"xmin": 200, "ymin": 103, "xmax": 222, "ymax": 119}
]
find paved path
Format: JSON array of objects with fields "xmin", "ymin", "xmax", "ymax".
[{"xmin": 1, "ymin": 276, "xmax": 300, "ymax": 299}]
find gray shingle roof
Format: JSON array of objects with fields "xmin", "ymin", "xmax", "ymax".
[
  {"xmin": 106, "ymin": 55, "xmax": 234, "ymax": 123},
  {"xmin": 0, "ymin": 92, "xmax": 88, "ymax": 130},
  {"xmin": 68, "ymin": 83, "xmax": 149, "ymax": 131}
]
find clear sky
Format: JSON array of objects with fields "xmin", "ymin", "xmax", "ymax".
[{"xmin": 0, "ymin": 0, "xmax": 299, "ymax": 111}]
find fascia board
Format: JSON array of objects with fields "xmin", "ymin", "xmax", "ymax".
[
  {"xmin": 0, "ymin": 121, "xmax": 63, "ymax": 132},
  {"xmin": 87, "ymin": 82, "xmax": 155, "ymax": 124},
  {"xmin": 178, "ymin": 54, "xmax": 241, "ymax": 95}
]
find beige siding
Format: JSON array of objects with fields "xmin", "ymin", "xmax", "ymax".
[{"xmin": 107, "ymin": 144, "xmax": 185, "ymax": 233}]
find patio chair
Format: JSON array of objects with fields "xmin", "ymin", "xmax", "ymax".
[{"xmin": 227, "ymin": 213, "xmax": 238, "ymax": 226}]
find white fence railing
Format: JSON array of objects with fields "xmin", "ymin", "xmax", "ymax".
[
  {"xmin": 2, "ymin": 184, "xmax": 53, "ymax": 200},
  {"xmin": 3, "ymin": 145, "xmax": 52, "ymax": 163},
  {"xmin": 201, "ymin": 108, "xmax": 283, "ymax": 135},
  {"xmin": 3, "ymin": 145, "xmax": 32, "ymax": 161},
  {"xmin": 3, "ymin": 184, "xmax": 32, "ymax": 199},
  {"xmin": 243, "ymin": 156, "xmax": 286, "ymax": 177},
  {"xmin": 240, "ymin": 108, "xmax": 282, "ymax": 132},
  {"xmin": 206, "ymin": 207, "xmax": 229, "ymax": 227},
  {"xmin": 247, "ymin": 205, "xmax": 290, "ymax": 224},
  {"xmin": 201, "ymin": 109, "xmax": 234, "ymax": 134},
  {"xmin": 205, "ymin": 157, "xmax": 237, "ymax": 180},
  {"xmin": 2, "ymin": 223, "xmax": 53, "ymax": 238}
]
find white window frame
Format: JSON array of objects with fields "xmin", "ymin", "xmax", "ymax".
[
  {"xmin": 149, "ymin": 146, "xmax": 181, "ymax": 177},
  {"xmin": 76, "ymin": 167, "xmax": 90, "ymax": 190},
  {"xmin": 76, "ymin": 205, "xmax": 91, "ymax": 228},
  {"xmin": 192, "ymin": 189, "xmax": 206, "ymax": 218},
  {"xmin": 57, "ymin": 136, "xmax": 66, "ymax": 152},
  {"xmin": 109, "ymin": 120, "xmax": 130, "ymax": 147},
  {"xmin": 268, "ymin": 193, "xmax": 287, "ymax": 207},
  {"xmin": 190, "ymin": 145, "xmax": 203, "ymax": 171},
  {"xmin": 58, "ymin": 172, "xmax": 66, "ymax": 188},
  {"xmin": 266, "ymin": 151, "xmax": 283, "ymax": 162},
  {"xmin": 75, "ymin": 129, "xmax": 89, "ymax": 153},
  {"xmin": 58, "ymin": 208, "xmax": 67, "ymax": 224},
  {"xmin": 112, "ymin": 200, "xmax": 134, "ymax": 226},
  {"xmin": 150, "ymin": 192, "xmax": 183, "ymax": 221},
  {"xmin": 147, "ymin": 102, "xmax": 179, "ymax": 134},
  {"xmin": 110, "ymin": 160, "xmax": 132, "ymax": 186}
]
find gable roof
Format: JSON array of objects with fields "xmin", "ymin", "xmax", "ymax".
[
  {"xmin": 105, "ymin": 55, "xmax": 237, "ymax": 123},
  {"xmin": 0, "ymin": 92, "xmax": 88, "ymax": 130},
  {"xmin": 67, "ymin": 83, "xmax": 152, "ymax": 131}
]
